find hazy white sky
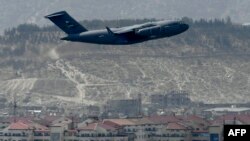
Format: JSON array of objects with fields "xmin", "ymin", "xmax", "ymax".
[{"xmin": 0, "ymin": 0, "xmax": 249, "ymax": 32}]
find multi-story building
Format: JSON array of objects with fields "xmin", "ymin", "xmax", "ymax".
[
  {"xmin": 153, "ymin": 123, "xmax": 191, "ymax": 141},
  {"xmin": 106, "ymin": 95, "xmax": 142, "ymax": 118},
  {"xmin": 0, "ymin": 120, "xmax": 128, "ymax": 141},
  {"xmin": 151, "ymin": 91, "xmax": 191, "ymax": 108},
  {"xmin": 104, "ymin": 118, "xmax": 160, "ymax": 141},
  {"xmin": 49, "ymin": 121, "xmax": 128, "ymax": 141},
  {"xmin": 0, "ymin": 120, "xmax": 50, "ymax": 141}
]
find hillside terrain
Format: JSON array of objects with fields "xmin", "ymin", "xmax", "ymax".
[{"xmin": 0, "ymin": 19, "xmax": 249, "ymax": 106}]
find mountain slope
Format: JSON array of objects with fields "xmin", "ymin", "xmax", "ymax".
[{"xmin": 0, "ymin": 19, "xmax": 249, "ymax": 105}]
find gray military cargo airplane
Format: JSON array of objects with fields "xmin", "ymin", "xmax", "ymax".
[{"xmin": 45, "ymin": 11, "xmax": 189, "ymax": 45}]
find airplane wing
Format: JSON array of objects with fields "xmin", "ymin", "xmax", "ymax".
[
  {"xmin": 111, "ymin": 23, "xmax": 157, "ymax": 35},
  {"xmin": 113, "ymin": 26, "xmax": 138, "ymax": 34}
]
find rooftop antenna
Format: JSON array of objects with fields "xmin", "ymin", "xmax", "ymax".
[
  {"xmin": 138, "ymin": 93, "xmax": 142, "ymax": 117},
  {"xmin": 13, "ymin": 93, "xmax": 17, "ymax": 123},
  {"xmin": 70, "ymin": 113, "xmax": 74, "ymax": 130}
]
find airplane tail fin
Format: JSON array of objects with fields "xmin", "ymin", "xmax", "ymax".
[{"xmin": 45, "ymin": 11, "xmax": 87, "ymax": 34}]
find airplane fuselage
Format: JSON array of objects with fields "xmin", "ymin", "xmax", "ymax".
[
  {"xmin": 61, "ymin": 20, "xmax": 189, "ymax": 45},
  {"xmin": 45, "ymin": 11, "xmax": 189, "ymax": 45}
]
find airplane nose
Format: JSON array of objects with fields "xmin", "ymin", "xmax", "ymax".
[
  {"xmin": 61, "ymin": 36, "xmax": 69, "ymax": 40},
  {"xmin": 61, "ymin": 36, "xmax": 74, "ymax": 41}
]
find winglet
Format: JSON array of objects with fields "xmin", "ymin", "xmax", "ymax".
[{"xmin": 106, "ymin": 27, "xmax": 115, "ymax": 35}]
